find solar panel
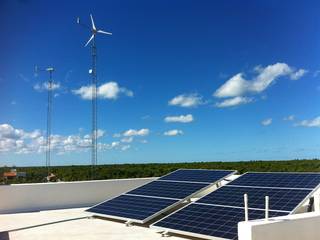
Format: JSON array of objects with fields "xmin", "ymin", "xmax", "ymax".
[
  {"xmin": 159, "ymin": 169, "xmax": 235, "ymax": 183},
  {"xmin": 87, "ymin": 169, "xmax": 236, "ymax": 223},
  {"xmin": 127, "ymin": 180, "xmax": 209, "ymax": 199},
  {"xmin": 89, "ymin": 195, "xmax": 179, "ymax": 221},
  {"xmin": 153, "ymin": 204, "xmax": 287, "ymax": 240},
  {"xmin": 197, "ymin": 185, "xmax": 312, "ymax": 212},
  {"xmin": 152, "ymin": 171, "xmax": 320, "ymax": 240},
  {"xmin": 229, "ymin": 172, "xmax": 320, "ymax": 189}
]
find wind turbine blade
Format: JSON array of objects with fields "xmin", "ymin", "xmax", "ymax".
[
  {"xmin": 90, "ymin": 14, "xmax": 96, "ymax": 30},
  {"xmin": 85, "ymin": 34, "xmax": 94, "ymax": 47},
  {"xmin": 97, "ymin": 30, "xmax": 112, "ymax": 35}
]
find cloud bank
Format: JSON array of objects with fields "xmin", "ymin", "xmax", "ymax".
[{"xmin": 0, "ymin": 124, "xmax": 131, "ymax": 155}]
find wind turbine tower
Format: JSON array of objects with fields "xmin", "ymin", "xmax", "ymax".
[{"xmin": 77, "ymin": 14, "xmax": 112, "ymax": 179}]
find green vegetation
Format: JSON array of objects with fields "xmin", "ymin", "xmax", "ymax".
[{"xmin": 1, "ymin": 159, "xmax": 320, "ymax": 184}]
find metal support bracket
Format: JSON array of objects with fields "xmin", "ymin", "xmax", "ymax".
[
  {"xmin": 125, "ymin": 220, "xmax": 133, "ymax": 227},
  {"xmin": 161, "ymin": 231, "xmax": 170, "ymax": 237}
]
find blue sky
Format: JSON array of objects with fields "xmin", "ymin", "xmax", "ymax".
[{"xmin": 1, "ymin": 0, "xmax": 320, "ymax": 166}]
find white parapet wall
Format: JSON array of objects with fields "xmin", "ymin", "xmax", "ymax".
[
  {"xmin": 238, "ymin": 212, "xmax": 320, "ymax": 240},
  {"xmin": 0, "ymin": 177, "xmax": 156, "ymax": 214}
]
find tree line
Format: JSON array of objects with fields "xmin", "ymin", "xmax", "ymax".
[{"xmin": 1, "ymin": 159, "xmax": 320, "ymax": 184}]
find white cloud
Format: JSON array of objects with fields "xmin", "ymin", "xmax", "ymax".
[
  {"xmin": 84, "ymin": 129, "xmax": 105, "ymax": 140},
  {"xmin": 0, "ymin": 124, "xmax": 44, "ymax": 153},
  {"xmin": 123, "ymin": 128, "xmax": 150, "ymax": 137},
  {"xmin": 214, "ymin": 73, "xmax": 250, "ymax": 98},
  {"xmin": 0, "ymin": 124, "xmax": 40, "ymax": 140},
  {"xmin": 283, "ymin": 115, "xmax": 295, "ymax": 121},
  {"xmin": 0, "ymin": 123, "xmax": 131, "ymax": 154},
  {"xmin": 72, "ymin": 85, "xmax": 92, "ymax": 99},
  {"xmin": 72, "ymin": 82, "xmax": 133, "ymax": 100},
  {"xmin": 169, "ymin": 93, "xmax": 204, "ymax": 108},
  {"xmin": 261, "ymin": 118, "xmax": 272, "ymax": 126},
  {"xmin": 290, "ymin": 69, "xmax": 307, "ymax": 80},
  {"xmin": 121, "ymin": 137, "xmax": 133, "ymax": 143},
  {"xmin": 113, "ymin": 133, "xmax": 122, "ymax": 138},
  {"xmin": 96, "ymin": 129, "xmax": 105, "ymax": 138},
  {"xmin": 164, "ymin": 114, "xmax": 194, "ymax": 123},
  {"xmin": 295, "ymin": 116, "xmax": 320, "ymax": 128},
  {"xmin": 34, "ymin": 82, "xmax": 61, "ymax": 92},
  {"xmin": 110, "ymin": 141, "xmax": 120, "ymax": 148},
  {"xmin": 141, "ymin": 115, "xmax": 151, "ymax": 120},
  {"xmin": 121, "ymin": 145, "xmax": 131, "ymax": 151},
  {"xmin": 215, "ymin": 96, "xmax": 253, "ymax": 108},
  {"xmin": 164, "ymin": 129, "xmax": 184, "ymax": 136},
  {"xmin": 214, "ymin": 63, "xmax": 301, "ymax": 98}
]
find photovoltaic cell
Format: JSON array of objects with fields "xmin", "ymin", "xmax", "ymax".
[
  {"xmin": 229, "ymin": 172, "xmax": 320, "ymax": 189},
  {"xmin": 88, "ymin": 195, "xmax": 178, "ymax": 221},
  {"xmin": 160, "ymin": 169, "xmax": 235, "ymax": 183},
  {"xmin": 127, "ymin": 180, "xmax": 209, "ymax": 199},
  {"xmin": 197, "ymin": 185, "xmax": 311, "ymax": 212},
  {"xmin": 153, "ymin": 204, "xmax": 287, "ymax": 240}
]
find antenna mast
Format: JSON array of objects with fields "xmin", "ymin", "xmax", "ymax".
[
  {"xmin": 46, "ymin": 67, "xmax": 54, "ymax": 178},
  {"xmin": 35, "ymin": 66, "xmax": 55, "ymax": 179}
]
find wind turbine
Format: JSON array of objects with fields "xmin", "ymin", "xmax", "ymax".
[{"xmin": 77, "ymin": 14, "xmax": 112, "ymax": 179}]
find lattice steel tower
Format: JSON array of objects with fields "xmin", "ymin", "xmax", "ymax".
[
  {"xmin": 35, "ymin": 66, "xmax": 55, "ymax": 179},
  {"xmin": 77, "ymin": 14, "xmax": 112, "ymax": 179}
]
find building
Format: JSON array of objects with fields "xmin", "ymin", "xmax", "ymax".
[
  {"xmin": 3, "ymin": 169, "xmax": 27, "ymax": 181},
  {"xmin": 0, "ymin": 172, "xmax": 320, "ymax": 240},
  {"xmin": 3, "ymin": 171, "xmax": 17, "ymax": 180}
]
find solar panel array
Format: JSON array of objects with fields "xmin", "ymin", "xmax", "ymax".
[
  {"xmin": 87, "ymin": 169, "xmax": 235, "ymax": 223},
  {"xmin": 153, "ymin": 172, "xmax": 320, "ymax": 240}
]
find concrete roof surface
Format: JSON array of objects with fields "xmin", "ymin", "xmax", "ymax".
[{"xmin": 0, "ymin": 208, "xmax": 187, "ymax": 240}]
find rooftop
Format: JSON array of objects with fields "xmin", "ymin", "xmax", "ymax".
[
  {"xmin": 0, "ymin": 208, "xmax": 189, "ymax": 240},
  {"xmin": 1, "ymin": 174, "xmax": 320, "ymax": 240}
]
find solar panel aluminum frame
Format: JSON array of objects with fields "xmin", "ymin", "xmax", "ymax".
[
  {"xmin": 151, "ymin": 202, "xmax": 231, "ymax": 240},
  {"xmin": 87, "ymin": 169, "xmax": 237, "ymax": 224}
]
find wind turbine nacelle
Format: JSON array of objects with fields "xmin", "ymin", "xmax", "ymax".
[
  {"xmin": 89, "ymin": 69, "xmax": 93, "ymax": 74},
  {"xmin": 77, "ymin": 17, "xmax": 80, "ymax": 24}
]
